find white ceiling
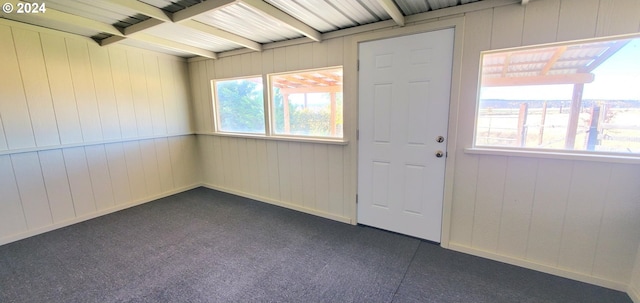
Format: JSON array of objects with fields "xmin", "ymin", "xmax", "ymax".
[{"xmin": 0, "ymin": 0, "xmax": 483, "ymax": 59}]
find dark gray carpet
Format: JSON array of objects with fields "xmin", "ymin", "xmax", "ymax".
[{"xmin": 0, "ymin": 187, "xmax": 632, "ymax": 303}]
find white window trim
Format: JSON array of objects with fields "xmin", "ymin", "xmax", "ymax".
[
  {"xmin": 267, "ymin": 66, "xmax": 344, "ymax": 140},
  {"xmin": 465, "ymin": 147, "xmax": 640, "ymax": 164},
  {"xmin": 197, "ymin": 132, "xmax": 349, "ymax": 145},
  {"xmin": 471, "ymin": 33, "xmax": 640, "ymax": 159},
  {"xmin": 212, "ymin": 75, "xmax": 265, "ymax": 135},
  {"xmin": 211, "ymin": 67, "xmax": 347, "ymax": 144}
]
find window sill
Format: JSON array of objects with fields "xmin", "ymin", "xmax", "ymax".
[
  {"xmin": 464, "ymin": 147, "xmax": 640, "ymax": 164},
  {"xmin": 196, "ymin": 132, "xmax": 349, "ymax": 145}
]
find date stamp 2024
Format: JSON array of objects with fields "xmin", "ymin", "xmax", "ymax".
[{"xmin": 3, "ymin": 2, "xmax": 46, "ymax": 14}]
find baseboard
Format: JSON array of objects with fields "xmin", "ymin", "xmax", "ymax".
[
  {"xmin": 629, "ymin": 284, "xmax": 640, "ymax": 303},
  {"xmin": 0, "ymin": 184, "xmax": 201, "ymax": 247},
  {"xmin": 448, "ymin": 243, "xmax": 628, "ymax": 292},
  {"xmin": 201, "ymin": 183, "xmax": 353, "ymax": 224}
]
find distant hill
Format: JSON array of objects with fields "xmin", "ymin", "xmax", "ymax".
[{"xmin": 478, "ymin": 99, "xmax": 640, "ymax": 109}]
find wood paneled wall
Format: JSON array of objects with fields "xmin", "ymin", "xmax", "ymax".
[
  {"xmin": 189, "ymin": 0, "xmax": 640, "ymax": 293},
  {"xmin": 0, "ymin": 20, "xmax": 199, "ymax": 245},
  {"xmin": 190, "ymin": 38, "xmax": 353, "ymax": 223},
  {"xmin": 632, "ymin": 247, "xmax": 640, "ymax": 302},
  {"xmin": 448, "ymin": 0, "xmax": 640, "ymax": 291},
  {"xmin": 627, "ymin": 246, "xmax": 640, "ymax": 303}
]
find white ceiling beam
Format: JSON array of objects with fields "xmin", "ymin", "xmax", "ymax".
[
  {"xmin": 123, "ymin": 18, "xmax": 165, "ymax": 35},
  {"xmin": 181, "ymin": 20, "xmax": 262, "ymax": 52},
  {"xmin": 100, "ymin": 32, "xmax": 217, "ymax": 59},
  {"xmin": 376, "ymin": 0, "xmax": 405, "ymax": 26},
  {"xmin": 111, "ymin": 0, "xmax": 261, "ymax": 54},
  {"xmin": 105, "ymin": 0, "xmax": 172, "ymax": 22},
  {"xmin": 100, "ymin": 18, "xmax": 164, "ymax": 46},
  {"xmin": 172, "ymin": 0, "xmax": 237, "ymax": 23},
  {"xmin": 100, "ymin": 35, "xmax": 128, "ymax": 46},
  {"xmin": 1, "ymin": 1, "xmax": 122, "ymax": 36},
  {"xmin": 0, "ymin": 1, "xmax": 216, "ymax": 58},
  {"xmin": 239, "ymin": 0, "xmax": 322, "ymax": 42},
  {"xmin": 134, "ymin": 33, "xmax": 218, "ymax": 59}
]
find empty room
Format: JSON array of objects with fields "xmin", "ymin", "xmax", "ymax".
[{"xmin": 1, "ymin": 0, "xmax": 640, "ymax": 302}]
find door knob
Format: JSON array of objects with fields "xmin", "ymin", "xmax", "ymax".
[
  {"xmin": 435, "ymin": 150, "xmax": 444, "ymax": 158},
  {"xmin": 436, "ymin": 136, "xmax": 445, "ymax": 143}
]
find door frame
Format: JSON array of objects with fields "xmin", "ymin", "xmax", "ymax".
[{"xmin": 345, "ymin": 17, "xmax": 465, "ymax": 248}]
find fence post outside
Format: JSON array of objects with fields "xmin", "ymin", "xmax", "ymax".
[
  {"xmin": 586, "ymin": 105, "xmax": 600, "ymax": 151},
  {"xmin": 538, "ymin": 101, "xmax": 547, "ymax": 146},
  {"xmin": 517, "ymin": 103, "xmax": 529, "ymax": 147}
]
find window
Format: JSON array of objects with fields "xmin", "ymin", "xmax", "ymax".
[
  {"xmin": 474, "ymin": 35, "xmax": 640, "ymax": 154},
  {"xmin": 213, "ymin": 76, "xmax": 265, "ymax": 134},
  {"xmin": 211, "ymin": 67, "xmax": 344, "ymax": 141},
  {"xmin": 269, "ymin": 68, "xmax": 343, "ymax": 138}
]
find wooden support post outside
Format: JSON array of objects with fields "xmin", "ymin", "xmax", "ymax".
[
  {"xmin": 565, "ymin": 83, "xmax": 584, "ymax": 149},
  {"xmin": 517, "ymin": 103, "xmax": 529, "ymax": 147},
  {"xmin": 330, "ymin": 92, "xmax": 336, "ymax": 136},
  {"xmin": 538, "ymin": 101, "xmax": 547, "ymax": 146}
]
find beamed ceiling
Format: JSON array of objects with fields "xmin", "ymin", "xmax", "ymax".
[{"xmin": 0, "ymin": 0, "xmax": 484, "ymax": 59}]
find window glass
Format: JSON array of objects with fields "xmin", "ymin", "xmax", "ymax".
[
  {"xmin": 214, "ymin": 77, "xmax": 265, "ymax": 134},
  {"xmin": 270, "ymin": 68, "xmax": 343, "ymax": 138},
  {"xmin": 475, "ymin": 36, "xmax": 640, "ymax": 154}
]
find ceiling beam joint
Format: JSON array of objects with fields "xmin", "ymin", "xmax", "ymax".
[
  {"xmin": 238, "ymin": 0, "xmax": 322, "ymax": 42},
  {"xmin": 376, "ymin": 0, "xmax": 405, "ymax": 26}
]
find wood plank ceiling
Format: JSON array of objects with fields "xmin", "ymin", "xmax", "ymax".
[{"xmin": 0, "ymin": 0, "xmax": 483, "ymax": 59}]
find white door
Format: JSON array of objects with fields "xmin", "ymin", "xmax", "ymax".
[{"xmin": 357, "ymin": 29, "xmax": 454, "ymax": 242}]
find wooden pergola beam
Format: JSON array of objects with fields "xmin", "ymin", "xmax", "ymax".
[
  {"xmin": 482, "ymin": 73, "xmax": 595, "ymax": 87},
  {"xmin": 279, "ymin": 85, "xmax": 343, "ymax": 95},
  {"xmin": 540, "ymin": 46, "xmax": 567, "ymax": 75}
]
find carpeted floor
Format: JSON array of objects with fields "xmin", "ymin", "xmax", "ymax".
[{"xmin": 0, "ymin": 187, "xmax": 633, "ymax": 303}]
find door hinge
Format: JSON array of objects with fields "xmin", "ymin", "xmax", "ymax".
[
  {"xmin": 356, "ymin": 129, "xmax": 359, "ymax": 140},
  {"xmin": 356, "ymin": 194, "xmax": 358, "ymax": 203},
  {"xmin": 357, "ymin": 60, "xmax": 360, "ymax": 71}
]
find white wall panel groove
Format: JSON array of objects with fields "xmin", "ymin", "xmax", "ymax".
[
  {"xmin": 190, "ymin": 35, "xmax": 352, "ymax": 222},
  {"xmin": 127, "ymin": 51, "xmax": 154, "ymax": 138},
  {"xmin": 85, "ymin": 145, "xmax": 116, "ymax": 211},
  {"xmin": 42, "ymin": 34, "xmax": 84, "ymax": 145},
  {"xmin": 67, "ymin": 38, "xmax": 104, "ymax": 143},
  {"xmin": 0, "ymin": 156, "xmax": 27, "ymax": 235},
  {"xmin": 0, "ymin": 0, "xmax": 636, "ymax": 296},
  {"xmin": 38, "ymin": 150, "xmax": 76, "ymax": 223},
  {"xmin": 0, "ymin": 115, "xmax": 8, "ymax": 151},
  {"xmin": 447, "ymin": 0, "xmax": 640, "ymax": 292},
  {"xmin": 88, "ymin": 45, "xmax": 122, "ymax": 141},
  {"xmin": 13, "ymin": 28, "xmax": 61, "ymax": 148},
  {"xmin": 0, "ymin": 22, "xmax": 199, "ymax": 246},
  {"xmin": 11, "ymin": 153, "xmax": 53, "ymax": 229},
  {"xmin": 0, "ymin": 25, "xmax": 36, "ymax": 150}
]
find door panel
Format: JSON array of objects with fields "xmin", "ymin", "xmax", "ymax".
[{"xmin": 357, "ymin": 29, "xmax": 454, "ymax": 242}]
